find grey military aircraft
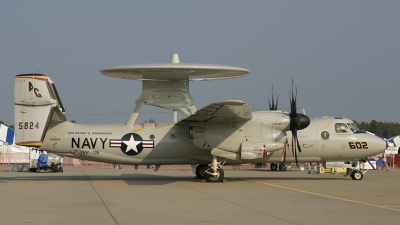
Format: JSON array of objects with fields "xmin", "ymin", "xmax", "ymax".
[{"xmin": 14, "ymin": 54, "xmax": 387, "ymax": 182}]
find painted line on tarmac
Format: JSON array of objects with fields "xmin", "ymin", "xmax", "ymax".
[{"xmin": 248, "ymin": 179, "xmax": 400, "ymax": 213}]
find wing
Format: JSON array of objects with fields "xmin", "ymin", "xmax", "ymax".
[{"xmin": 180, "ymin": 100, "xmax": 252, "ymax": 123}]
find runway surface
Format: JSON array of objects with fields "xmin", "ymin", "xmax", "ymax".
[{"xmin": 1, "ymin": 165, "xmax": 399, "ymax": 225}]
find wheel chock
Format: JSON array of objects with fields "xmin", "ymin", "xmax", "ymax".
[{"xmin": 200, "ymin": 179, "xmax": 226, "ymax": 183}]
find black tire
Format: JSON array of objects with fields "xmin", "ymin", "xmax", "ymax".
[
  {"xmin": 195, "ymin": 164, "xmax": 208, "ymax": 179},
  {"xmin": 271, "ymin": 163, "xmax": 278, "ymax": 171},
  {"xmin": 351, "ymin": 170, "xmax": 363, "ymax": 180},
  {"xmin": 204, "ymin": 168, "xmax": 224, "ymax": 182}
]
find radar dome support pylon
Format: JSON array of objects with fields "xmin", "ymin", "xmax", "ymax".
[{"xmin": 99, "ymin": 54, "xmax": 251, "ymax": 126}]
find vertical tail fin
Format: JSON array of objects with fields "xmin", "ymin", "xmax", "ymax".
[{"xmin": 14, "ymin": 74, "xmax": 66, "ymax": 147}]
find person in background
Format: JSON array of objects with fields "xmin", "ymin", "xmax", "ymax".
[
  {"xmin": 381, "ymin": 153, "xmax": 389, "ymax": 171},
  {"xmin": 344, "ymin": 161, "xmax": 352, "ymax": 177}
]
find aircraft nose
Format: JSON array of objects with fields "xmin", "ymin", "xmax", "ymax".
[{"xmin": 370, "ymin": 136, "xmax": 388, "ymax": 155}]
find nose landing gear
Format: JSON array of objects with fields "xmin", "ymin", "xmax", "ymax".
[{"xmin": 350, "ymin": 170, "xmax": 364, "ymax": 180}]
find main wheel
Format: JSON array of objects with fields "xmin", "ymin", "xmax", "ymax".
[
  {"xmin": 271, "ymin": 163, "xmax": 278, "ymax": 171},
  {"xmin": 195, "ymin": 164, "xmax": 208, "ymax": 179},
  {"xmin": 204, "ymin": 168, "xmax": 224, "ymax": 182},
  {"xmin": 351, "ymin": 170, "xmax": 363, "ymax": 180}
]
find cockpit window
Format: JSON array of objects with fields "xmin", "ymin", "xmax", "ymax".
[
  {"xmin": 346, "ymin": 123, "xmax": 359, "ymax": 132},
  {"xmin": 335, "ymin": 123, "xmax": 350, "ymax": 133}
]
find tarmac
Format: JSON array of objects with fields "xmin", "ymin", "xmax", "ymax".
[{"xmin": 1, "ymin": 165, "xmax": 399, "ymax": 225}]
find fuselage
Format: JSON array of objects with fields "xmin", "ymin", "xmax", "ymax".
[
  {"xmin": 266, "ymin": 116, "xmax": 387, "ymax": 163},
  {"xmin": 40, "ymin": 114, "xmax": 387, "ymax": 165}
]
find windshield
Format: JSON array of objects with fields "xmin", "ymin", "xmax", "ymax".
[
  {"xmin": 346, "ymin": 123, "xmax": 359, "ymax": 132},
  {"xmin": 335, "ymin": 123, "xmax": 350, "ymax": 133}
]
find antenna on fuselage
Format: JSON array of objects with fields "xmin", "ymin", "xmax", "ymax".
[{"xmin": 171, "ymin": 53, "xmax": 180, "ymax": 64}]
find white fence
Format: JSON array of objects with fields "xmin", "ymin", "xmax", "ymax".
[{"xmin": 0, "ymin": 153, "xmax": 29, "ymax": 164}]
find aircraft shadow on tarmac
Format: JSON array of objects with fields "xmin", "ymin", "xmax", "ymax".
[{"xmin": 1, "ymin": 168, "xmax": 350, "ymax": 186}]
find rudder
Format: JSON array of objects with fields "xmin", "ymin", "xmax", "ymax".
[{"xmin": 14, "ymin": 74, "xmax": 66, "ymax": 147}]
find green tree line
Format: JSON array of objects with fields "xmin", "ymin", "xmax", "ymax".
[
  {"xmin": 354, "ymin": 120, "xmax": 400, "ymax": 139},
  {"xmin": 0, "ymin": 121, "xmax": 14, "ymax": 129}
]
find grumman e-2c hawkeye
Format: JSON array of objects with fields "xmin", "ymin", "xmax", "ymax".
[{"xmin": 14, "ymin": 54, "xmax": 387, "ymax": 182}]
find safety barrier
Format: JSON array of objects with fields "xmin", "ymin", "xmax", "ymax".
[{"xmin": 0, "ymin": 153, "xmax": 29, "ymax": 164}]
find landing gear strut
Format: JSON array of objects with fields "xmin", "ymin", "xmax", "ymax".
[{"xmin": 195, "ymin": 156, "xmax": 226, "ymax": 182}]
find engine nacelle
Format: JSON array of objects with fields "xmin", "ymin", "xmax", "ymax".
[
  {"xmin": 241, "ymin": 142, "xmax": 284, "ymax": 159},
  {"xmin": 189, "ymin": 126, "xmax": 213, "ymax": 150},
  {"xmin": 189, "ymin": 125, "xmax": 244, "ymax": 152}
]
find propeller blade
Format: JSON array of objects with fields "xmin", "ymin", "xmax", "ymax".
[
  {"xmin": 292, "ymin": 127, "xmax": 300, "ymax": 164},
  {"xmin": 295, "ymin": 133, "xmax": 302, "ymax": 153},
  {"xmin": 291, "ymin": 132, "xmax": 295, "ymax": 156},
  {"xmin": 288, "ymin": 78, "xmax": 310, "ymax": 165},
  {"xmin": 268, "ymin": 85, "xmax": 279, "ymax": 110},
  {"xmin": 293, "ymin": 137, "xmax": 298, "ymax": 165}
]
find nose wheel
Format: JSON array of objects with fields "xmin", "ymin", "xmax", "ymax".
[{"xmin": 351, "ymin": 170, "xmax": 364, "ymax": 180}]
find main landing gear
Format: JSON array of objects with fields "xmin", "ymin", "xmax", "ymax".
[
  {"xmin": 195, "ymin": 156, "xmax": 226, "ymax": 182},
  {"xmin": 270, "ymin": 163, "xmax": 287, "ymax": 171}
]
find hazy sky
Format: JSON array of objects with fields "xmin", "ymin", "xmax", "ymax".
[{"xmin": 1, "ymin": 1, "xmax": 399, "ymax": 126}]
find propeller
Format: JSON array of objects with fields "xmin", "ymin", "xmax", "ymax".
[
  {"xmin": 268, "ymin": 85, "xmax": 279, "ymax": 110},
  {"xmin": 289, "ymin": 78, "xmax": 310, "ymax": 164}
]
